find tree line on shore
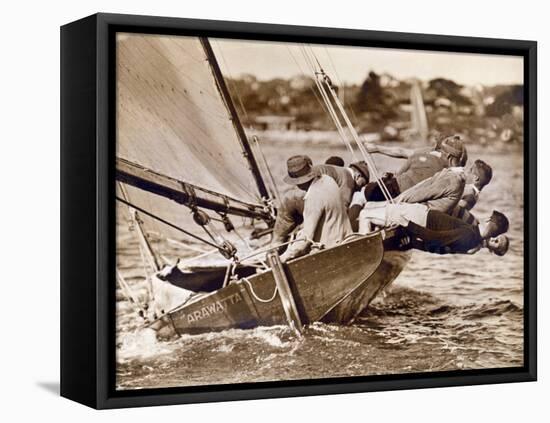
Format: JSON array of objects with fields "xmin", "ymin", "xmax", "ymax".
[{"xmin": 227, "ymin": 72, "xmax": 524, "ymax": 145}]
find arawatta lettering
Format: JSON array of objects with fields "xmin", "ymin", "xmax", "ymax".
[{"xmin": 187, "ymin": 293, "xmax": 243, "ymax": 323}]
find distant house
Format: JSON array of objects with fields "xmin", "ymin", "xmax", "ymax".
[{"xmin": 254, "ymin": 115, "xmax": 296, "ymax": 131}]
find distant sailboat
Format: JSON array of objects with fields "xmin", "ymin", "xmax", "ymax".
[{"xmin": 115, "ymin": 33, "xmax": 410, "ymax": 337}]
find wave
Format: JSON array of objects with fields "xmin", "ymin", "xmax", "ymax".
[{"xmin": 359, "ymin": 286, "xmax": 523, "ymax": 321}]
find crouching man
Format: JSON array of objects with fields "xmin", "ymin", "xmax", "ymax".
[
  {"xmin": 278, "ymin": 155, "xmax": 352, "ymax": 262},
  {"xmin": 271, "ymin": 159, "xmax": 369, "ymax": 247},
  {"xmin": 358, "ymin": 202, "xmax": 509, "ymax": 256}
]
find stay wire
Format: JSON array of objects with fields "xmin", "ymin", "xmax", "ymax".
[
  {"xmin": 300, "ymin": 45, "xmax": 358, "ymax": 161},
  {"xmin": 116, "ymin": 196, "xmax": 225, "ymax": 251},
  {"xmin": 303, "ymin": 45, "xmax": 393, "ymax": 202}
]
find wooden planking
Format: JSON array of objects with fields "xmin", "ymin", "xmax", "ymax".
[{"xmin": 324, "ymin": 249, "xmax": 411, "ymax": 324}]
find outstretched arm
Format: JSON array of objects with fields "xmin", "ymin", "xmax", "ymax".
[
  {"xmin": 280, "ymin": 194, "xmax": 323, "ymax": 262},
  {"xmin": 271, "ymin": 190, "xmax": 304, "ymax": 245},
  {"xmin": 364, "ymin": 142, "xmax": 415, "ymax": 159}
]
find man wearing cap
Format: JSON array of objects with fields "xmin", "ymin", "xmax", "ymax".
[
  {"xmin": 357, "ymin": 201, "xmax": 509, "ymax": 256},
  {"xmin": 278, "ymin": 155, "xmax": 352, "ymax": 262},
  {"xmin": 362, "ymin": 134, "xmax": 467, "ymax": 201},
  {"xmin": 271, "ymin": 159, "xmax": 369, "ymax": 246}
]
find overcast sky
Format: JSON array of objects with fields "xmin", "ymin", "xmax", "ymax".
[{"xmin": 211, "ymin": 38, "xmax": 523, "ymax": 87}]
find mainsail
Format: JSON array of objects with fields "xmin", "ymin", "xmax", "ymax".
[{"xmin": 116, "ymin": 33, "xmax": 270, "ymax": 262}]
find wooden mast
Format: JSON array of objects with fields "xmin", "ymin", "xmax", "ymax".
[{"xmin": 200, "ymin": 38, "xmax": 270, "ymax": 201}]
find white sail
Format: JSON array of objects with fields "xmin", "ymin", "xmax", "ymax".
[
  {"xmin": 409, "ymin": 79, "xmax": 429, "ymax": 142},
  {"xmin": 117, "ymin": 33, "xmax": 263, "ymax": 201},
  {"xmin": 116, "ymin": 33, "xmax": 266, "ymax": 261}
]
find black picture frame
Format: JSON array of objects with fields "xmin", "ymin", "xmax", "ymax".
[{"xmin": 60, "ymin": 12, "xmax": 537, "ymax": 409}]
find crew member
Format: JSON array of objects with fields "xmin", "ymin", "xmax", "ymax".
[
  {"xmin": 278, "ymin": 155, "xmax": 352, "ymax": 262},
  {"xmin": 362, "ymin": 135, "xmax": 467, "ymax": 201},
  {"xmin": 358, "ymin": 202, "xmax": 509, "ymax": 256},
  {"xmin": 271, "ymin": 159, "xmax": 369, "ymax": 246},
  {"xmin": 316, "ymin": 161, "xmax": 370, "ymax": 208},
  {"xmin": 397, "ymin": 159, "xmax": 492, "ymax": 213}
]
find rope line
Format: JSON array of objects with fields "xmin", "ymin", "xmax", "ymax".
[
  {"xmin": 214, "ymin": 40, "xmax": 251, "ymax": 123},
  {"xmin": 251, "ymin": 135, "xmax": 281, "ymax": 203},
  {"xmin": 116, "ymin": 268, "xmax": 148, "ymax": 318},
  {"xmin": 300, "ymin": 45, "xmax": 394, "ymax": 203},
  {"xmin": 323, "ymin": 78, "xmax": 395, "ymax": 203},
  {"xmin": 116, "ymin": 196, "xmax": 224, "ymax": 250},
  {"xmin": 321, "ymin": 45, "xmax": 361, "ymax": 125},
  {"xmin": 286, "ymin": 46, "xmax": 332, "ymax": 118},
  {"xmin": 242, "ymin": 277, "xmax": 279, "ymax": 303},
  {"xmin": 300, "ymin": 45, "xmax": 358, "ymax": 160}
]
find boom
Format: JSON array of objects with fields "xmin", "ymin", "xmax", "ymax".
[{"xmin": 116, "ymin": 157, "xmax": 273, "ymax": 223}]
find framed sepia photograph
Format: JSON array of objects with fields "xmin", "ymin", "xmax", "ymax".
[{"xmin": 60, "ymin": 13, "xmax": 537, "ymax": 409}]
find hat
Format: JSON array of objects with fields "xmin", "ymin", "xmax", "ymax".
[
  {"xmin": 283, "ymin": 155, "xmax": 319, "ymax": 185},
  {"xmin": 440, "ymin": 135, "xmax": 465, "ymax": 160},
  {"xmin": 349, "ymin": 161, "xmax": 370, "ymax": 183},
  {"xmin": 489, "ymin": 210, "xmax": 509, "ymax": 236}
]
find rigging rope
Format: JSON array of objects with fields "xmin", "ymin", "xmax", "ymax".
[
  {"xmin": 242, "ymin": 277, "xmax": 279, "ymax": 303},
  {"xmin": 322, "ymin": 74, "xmax": 395, "ymax": 203},
  {"xmin": 214, "ymin": 40, "xmax": 251, "ymax": 123},
  {"xmin": 116, "ymin": 196, "xmax": 235, "ymax": 256},
  {"xmin": 287, "ymin": 45, "xmax": 352, "ymax": 155},
  {"xmin": 118, "ymin": 182, "xmax": 163, "ymax": 317},
  {"xmin": 300, "ymin": 46, "xmax": 358, "ymax": 161},
  {"xmin": 320, "ymin": 45, "xmax": 361, "ymax": 125},
  {"xmin": 251, "ymin": 135, "xmax": 281, "ymax": 203},
  {"xmin": 301, "ymin": 44, "xmax": 395, "ymax": 203},
  {"xmin": 214, "ymin": 41, "xmax": 283, "ymax": 208},
  {"xmin": 116, "ymin": 268, "xmax": 148, "ymax": 319}
]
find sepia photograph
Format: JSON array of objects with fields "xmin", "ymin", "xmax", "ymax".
[{"xmin": 114, "ymin": 32, "xmax": 525, "ymax": 390}]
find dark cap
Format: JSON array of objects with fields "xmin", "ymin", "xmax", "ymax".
[
  {"xmin": 349, "ymin": 161, "xmax": 370, "ymax": 183},
  {"xmin": 325, "ymin": 156, "xmax": 345, "ymax": 167},
  {"xmin": 490, "ymin": 210, "xmax": 509, "ymax": 236},
  {"xmin": 440, "ymin": 135, "xmax": 466, "ymax": 161}
]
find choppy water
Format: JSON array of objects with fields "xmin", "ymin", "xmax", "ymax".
[{"xmin": 116, "ymin": 145, "xmax": 524, "ymax": 390}]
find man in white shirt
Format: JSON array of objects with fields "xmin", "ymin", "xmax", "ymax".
[
  {"xmin": 271, "ymin": 160, "xmax": 368, "ymax": 246},
  {"xmin": 279, "ymin": 155, "xmax": 352, "ymax": 262}
]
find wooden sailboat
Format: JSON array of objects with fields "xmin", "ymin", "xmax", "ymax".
[{"xmin": 115, "ymin": 33, "xmax": 410, "ymax": 336}]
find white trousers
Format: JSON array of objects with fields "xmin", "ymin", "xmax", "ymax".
[{"xmin": 358, "ymin": 202, "xmax": 429, "ymax": 233}]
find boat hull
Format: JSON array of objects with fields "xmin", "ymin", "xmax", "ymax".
[
  {"xmin": 322, "ymin": 248, "xmax": 411, "ymax": 324},
  {"xmin": 156, "ymin": 233, "xmax": 384, "ymax": 337}
]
